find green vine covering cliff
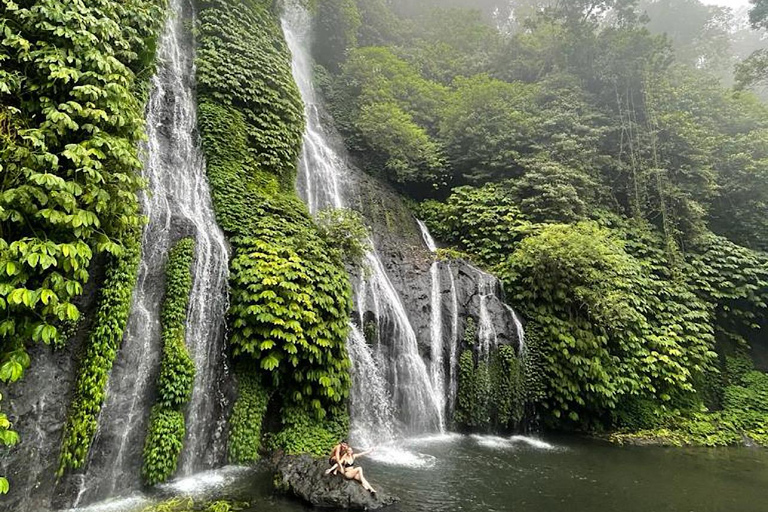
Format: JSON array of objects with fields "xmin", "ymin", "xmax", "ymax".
[
  {"xmin": 314, "ymin": 0, "xmax": 768, "ymax": 440},
  {"xmin": 195, "ymin": 0, "xmax": 352, "ymax": 458},
  {"xmin": 142, "ymin": 238, "xmax": 196, "ymax": 485},
  {"xmin": 0, "ymin": 0, "xmax": 166, "ymax": 485}
]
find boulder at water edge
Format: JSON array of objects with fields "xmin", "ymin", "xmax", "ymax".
[{"xmin": 273, "ymin": 454, "xmax": 398, "ymax": 510}]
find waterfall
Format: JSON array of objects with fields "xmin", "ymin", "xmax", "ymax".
[
  {"xmin": 281, "ymin": 3, "xmax": 444, "ymax": 442},
  {"xmin": 474, "ymin": 268, "xmax": 500, "ymax": 362},
  {"xmin": 70, "ymin": 0, "xmax": 229, "ymax": 504},
  {"xmin": 362, "ymin": 252, "xmax": 445, "ymax": 434},
  {"xmin": 506, "ymin": 305, "xmax": 526, "ymax": 357},
  {"xmin": 416, "ymin": 220, "xmax": 447, "ymax": 426},
  {"xmin": 447, "ymin": 270, "xmax": 460, "ymax": 419},
  {"xmin": 347, "ymin": 325, "xmax": 397, "ymax": 447},
  {"xmin": 416, "ymin": 220, "xmax": 438, "ymax": 253}
]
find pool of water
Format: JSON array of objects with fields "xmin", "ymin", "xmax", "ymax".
[{"xmin": 67, "ymin": 435, "xmax": 768, "ymax": 512}]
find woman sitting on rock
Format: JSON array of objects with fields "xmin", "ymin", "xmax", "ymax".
[{"xmin": 325, "ymin": 446, "xmax": 377, "ymax": 494}]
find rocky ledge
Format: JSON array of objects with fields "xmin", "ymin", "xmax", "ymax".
[{"xmin": 273, "ymin": 454, "xmax": 398, "ymax": 510}]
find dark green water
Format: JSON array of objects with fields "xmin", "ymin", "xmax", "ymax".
[{"xmin": 74, "ymin": 434, "xmax": 768, "ymax": 512}]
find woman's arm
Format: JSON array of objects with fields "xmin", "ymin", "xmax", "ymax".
[
  {"xmin": 325, "ymin": 463, "xmax": 340, "ymax": 475},
  {"xmin": 353, "ymin": 448, "xmax": 375, "ymax": 459}
]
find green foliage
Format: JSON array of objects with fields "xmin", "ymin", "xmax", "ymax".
[
  {"xmin": 265, "ymin": 404, "xmax": 349, "ymax": 457},
  {"xmin": 439, "ymin": 75, "xmax": 541, "ymax": 184},
  {"xmin": 327, "ymin": 46, "xmax": 448, "ymax": 188},
  {"xmin": 502, "ymin": 222, "xmax": 715, "ymax": 427},
  {"xmin": 315, "ymin": 208, "xmax": 370, "ymax": 265},
  {"xmin": 687, "ymin": 234, "xmax": 768, "ymax": 345},
  {"xmin": 142, "ymin": 238, "xmax": 196, "ymax": 485},
  {"xmin": 0, "ymin": 392, "xmax": 20, "ymax": 495},
  {"xmin": 1, "ymin": 0, "xmax": 166, "ymax": 482},
  {"xmin": 228, "ymin": 366, "xmax": 270, "ymax": 464},
  {"xmin": 314, "ymin": 0, "xmax": 361, "ymax": 72},
  {"xmin": 355, "ymin": 101, "xmax": 446, "ymax": 185},
  {"xmin": 310, "ymin": 0, "xmax": 768, "ymax": 436},
  {"xmin": 420, "ymin": 184, "xmax": 533, "ymax": 268},
  {"xmin": 59, "ymin": 233, "xmax": 142, "ymax": 474},
  {"xmin": 489, "ymin": 345, "xmax": 523, "ymax": 428},
  {"xmin": 196, "ymin": 0, "xmax": 305, "ymax": 190},
  {"xmin": 392, "ymin": 7, "xmax": 502, "ymax": 85},
  {"xmin": 462, "ymin": 317, "xmax": 476, "ymax": 346},
  {"xmin": 156, "ymin": 239, "xmax": 196, "ymax": 409},
  {"xmin": 140, "ymin": 498, "xmax": 247, "ymax": 512},
  {"xmin": 454, "ymin": 350, "xmax": 475, "ymax": 427},
  {"xmin": 195, "ymin": 0, "xmax": 352, "ymax": 447},
  {"xmin": 510, "ymin": 158, "xmax": 599, "ymax": 224},
  {"xmin": 142, "ymin": 406, "xmax": 185, "ymax": 486},
  {"xmin": 455, "ymin": 346, "xmax": 525, "ymax": 431},
  {"xmin": 613, "ymin": 355, "xmax": 768, "ymax": 446},
  {"xmin": 227, "ymin": 232, "xmax": 351, "ymax": 411}
]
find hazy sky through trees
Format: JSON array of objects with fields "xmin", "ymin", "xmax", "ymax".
[{"xmin": 701, "ymin": 0, "xmax": 750, "ymax": 8}]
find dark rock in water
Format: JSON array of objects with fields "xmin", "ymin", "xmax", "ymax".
[{"xmin": 274, "ymin": 454, "xmax": 398, "ymax": 510}]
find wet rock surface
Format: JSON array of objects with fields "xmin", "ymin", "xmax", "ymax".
[
  {"xmin": 346, "ymin": 167, "xmax": 522, "ymax": 358},
  {"xmin": 274, "ymin": 454, "xmax": 398, "ymax": 510}
]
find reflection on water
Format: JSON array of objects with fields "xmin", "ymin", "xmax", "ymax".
[{"xmin": 64, "ymin": 435, "xmax": 768, "ymax": 512}]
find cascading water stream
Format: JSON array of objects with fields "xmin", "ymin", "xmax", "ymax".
[
  {"xmin": 361, "ymin": 252, "xmax": 445, "ymax": 434},
  {"xmin": 446, "ymin": 271, "xmax": 460, "ymax": 418},
  {"xmin": 70, "ymin": 0, "xmax": 229, "ymax": 504},
  {"xmin": 506, "ymin": 305, "xmax": 527, "ymax": 358},
  {"xmin": 281, "ymin": 2, "xmax": 445, "ymax": 443},
  {"xmin": 416, "ymin": 220, "xmax": 448, "ymax": 426},
  {"xmin": 346, "ymin": 325, "xmax": 397, "ymax": 447},
  {"xmin": 474, "ymin": 268, "xmax": 500, "ymax": 362}
]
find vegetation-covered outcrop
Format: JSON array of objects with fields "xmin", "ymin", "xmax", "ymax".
[
  {"xmin": 313, "ymin": 0, "xmax": 768, "ymax": 439},
  {"xmin": 194, "ymin": 0, "xmax": 353, "ymax": 459},
  {"xmin": 142, "ymin": 238, "xmax": 196, "ymax": 485}
]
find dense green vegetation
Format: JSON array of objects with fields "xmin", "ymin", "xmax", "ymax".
[
  {"xmin": 455, "ymin": 336, "xmax": 524, "ymax": 431},
  {"xmin": 58, "ymin": 233, "xmax": 142, "ymax": 474},
  {"xmin": 142, "ymin": 238, "xmax": 196, "ymax": 485},
  {"xmin": 314, "ymin": 0, "xmax": 768, "ymax": 438},
  {"xmin": 194, "ymin": 0, "xmax": 352, "ymax": 459},
  {"xmin": 227, "ymin": 364, "xmax": 269, "ymax": 464},
  {"xmin": 140, "ymin": 498, "xmax": 247, "ymax": 512},
  {"xmin": 0, "ymin": 0, "xmax": 166, "ymax": 484},
  {"xmin": 613, "ymin": 352, "xmax": 768, "ymax": 446}
]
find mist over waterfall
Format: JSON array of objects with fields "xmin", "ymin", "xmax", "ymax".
[{"xmin": 66, "ymin": 0, "xmax": 230, "ymax": 505}]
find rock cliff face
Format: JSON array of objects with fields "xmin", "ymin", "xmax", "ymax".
[
  {"xmin": 1, "ymin": 256, "xmax": 106, "ymax": 512},
  {"xmin": 274, "ymin": 454, "xmax": 398, "ymax": 510},
  {"xmin": 346, "ymin": 167, "xmax": 521, "ymax": 358}
]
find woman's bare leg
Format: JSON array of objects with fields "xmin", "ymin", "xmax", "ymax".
[{"xmin": 347, "ymin": 467, "xmax": 375, "ymax": 493}]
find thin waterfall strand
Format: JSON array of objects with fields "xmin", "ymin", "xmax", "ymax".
[{"xmin": 417, "ymin": 220, "xmax": 447, "ymax": 425}]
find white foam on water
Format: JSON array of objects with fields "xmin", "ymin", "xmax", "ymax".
[
  {"xmin": 472, "ymin": 434, "xmax": 558, "ymax": 451},
  {"xmin": 405, "ymin": 433, "xmax": 464, "ymax": 446},
  {"xmin": 471, "ymin": 434, "xmax": 516, "ymax": 450},
  {"xmin": 161, "ymin": 466, "xmax": 252, "ymax": 494},
  {"xmin": 60, "ymin": 494, "xmax": 150, "ymax": 512},
  {"xmin": 366, "ymin": 445, "xmax": 438, "ymax": 468},
  {"xmin": 509, "ymin": 435, "xmax": 557, "ymax": 450}
]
